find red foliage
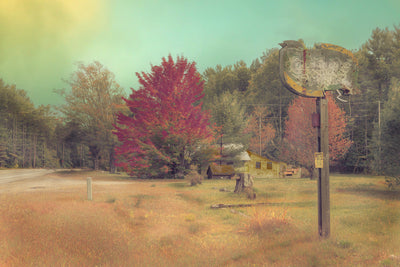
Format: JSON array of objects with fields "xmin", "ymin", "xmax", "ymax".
[
  {"xmin": 113, "ymin": 55, "xmax": 214, "ymax": 177},
  {"xmin": 282, "ymin": 93, "xmax": 352, "ymax": 169}
]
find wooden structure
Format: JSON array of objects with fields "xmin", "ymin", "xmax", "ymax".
[
  {"xmin": 245, "ymin": 150, "xmax": 287, "ymax": 179},
  {"xmin": 284, "ymin": 168, "xmax": 301, "ymax": 178},
  {"xmin": 279, "ymin": 40, "xmax": 358, "ymax": 98},
  {"xmin": 207, "ymin": 163, "xmax": 235, "ymax": 179},
  {"xmin": 279, "ymin": 40, "xmax": 358, "ymax": 238}
]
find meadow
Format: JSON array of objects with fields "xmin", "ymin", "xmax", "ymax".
[{"xmin": 0, "ymin": 170, "xmax": 399, "ymax": 266}]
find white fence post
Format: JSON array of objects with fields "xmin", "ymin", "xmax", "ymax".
[{"xmin": 87, "ymin": 177, "xmax": 92, "ymax": 200}]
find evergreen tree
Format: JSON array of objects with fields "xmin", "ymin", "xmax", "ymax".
[
  {"xmin": 348, "ymin": 25, "xmax": 400, "ymax": 173},
  {"xmin": 373, "ymin": 79, "xmax": 400, "ymax": 188},
  {"xmin": 246, "ymin": 49, "xmax": 295, "ymax": 144}
]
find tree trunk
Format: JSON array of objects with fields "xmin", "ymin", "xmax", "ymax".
[
  {"xmin": 22, "ymin": 125, "xmax": 25, "ymax": 168},
  {"xmin": 109, "ymin": 147, "xmax": 116, "ymax": 174},
  {"xmin": 234, "ymin": 173, "xmax": 254, "ymax": 193},
  {"xmin": 12, "ymin": 117, "xmax": 17, "ymax": 154},
  {"xmin": 33, "ymin": 134, "xmax": 37, "ymax": 168},
  {"xmin": 81, "ymin": 144, "xmax": 84, "ymax": 167},
  {"xmin": 93, "ymin": 157, "xmax": 99, "ymax": 171},
  {"xmin": 235, "ymin": 173, "xmax": 256, "ymax": 199},
  {"xmin": 89, "ymin": 145, "xmax": 101, "ymax": 171}
]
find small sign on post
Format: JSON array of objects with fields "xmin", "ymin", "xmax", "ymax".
[{"xmin": 315, "ymin": 152, "xmax": 323, "ymax": 168}]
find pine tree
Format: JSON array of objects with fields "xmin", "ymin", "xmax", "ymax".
[{"xmin": 374, "ymin": 79, "xmax": 400, "ymax": 188}]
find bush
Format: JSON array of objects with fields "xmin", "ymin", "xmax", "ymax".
[{"xmin": 186, "ymin": 167, "xmax": 203, "ymax": 186}]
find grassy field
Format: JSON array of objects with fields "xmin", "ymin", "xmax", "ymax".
[{"xmin": 1, "ymin": 170, "xmax": 399, "ymax": 266}]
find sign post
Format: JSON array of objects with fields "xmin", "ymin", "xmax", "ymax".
[
  {"xmin": 316, "ymin": 97, "xmax": 330, "ymax": 237},
  {"xmin": 279, "ymin": 40, "xmax": 358, "ymax": 238}
]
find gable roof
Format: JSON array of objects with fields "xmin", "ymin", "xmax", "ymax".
[
  {"xmin": 207, "ymin": 163, "xmax": 235, "ymax": 176},
  {"xmin": 246, "ymin": 150, "xmax": 282, "ymax": 164},
  {"xmin": 238, "ymin": 150, "xmax": 251, "ymax": 161}
]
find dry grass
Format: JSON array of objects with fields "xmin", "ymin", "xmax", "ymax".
[{"xmin": 0, "ymin": 171, "xmax": 399, "ymax": 266}]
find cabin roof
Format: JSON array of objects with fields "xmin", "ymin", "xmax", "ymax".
[
  {"xmin": 246, "ymin": 150, "xmax": 283, "ymax": 164},
  {"xmin": 207, "ymin": 163, "xmax": 235, "ymax": 176}
]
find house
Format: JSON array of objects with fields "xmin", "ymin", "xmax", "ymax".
[
  {"xmin": 207, "ymin": 163, "xmax": 235, "ymax": 179},
  {"xmin": 207, "ymin": 149, "xmax": 288, "ymax": 179},
  {"xmin": 206, "ymin": 144, "xmax": 249, "ymax": 179},
  {"xmin": 245, "ymin": 150, "xmax": 287, "ymax": 178}
]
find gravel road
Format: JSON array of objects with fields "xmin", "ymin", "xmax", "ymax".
[
  {"xmin": 0, "ymin": 169, "xmax": 55, "ymax": 184},
  {"xmin": 0, "ymin": 169, "xmax": 130, "ymax": 193}
]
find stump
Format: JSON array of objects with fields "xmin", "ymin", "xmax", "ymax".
[{"xmin": 234, "ymin": 173, "xmax": 255, "ymax": 199}]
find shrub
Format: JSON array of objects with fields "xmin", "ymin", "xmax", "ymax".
[{"xmin": 186, "ymin": 167, "xmax": 203, "ymax": 186}]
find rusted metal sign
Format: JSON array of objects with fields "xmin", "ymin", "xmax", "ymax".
[{"xmin": 279, "ymin": 40, "xmax": 358, "ymax": 98}]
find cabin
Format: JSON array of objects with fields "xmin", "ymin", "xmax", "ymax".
[
  {"xmin": 207, "ymin": 163, "xmax": 235, "ymax": 179},
  {"xmin": 245, "ymin": 150, "xmax": 287, "ymax": 178}
]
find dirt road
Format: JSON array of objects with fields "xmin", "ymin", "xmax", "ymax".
[
  {"xmin": 0, "ymin": 169, "xmax": 131, "ymax": 193},
  {"xmin": 0, "ymin": 169, "xmax": 55, "ymax": 184}
]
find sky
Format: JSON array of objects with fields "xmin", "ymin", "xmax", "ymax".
[{"xmin": 1, "ymin": 0, "xmax": 400, "ymax": 107}]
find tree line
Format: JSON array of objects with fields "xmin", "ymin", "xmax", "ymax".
[{"xmin": 1, "ymin": 25, "xmax": 399, "ymax": 184}]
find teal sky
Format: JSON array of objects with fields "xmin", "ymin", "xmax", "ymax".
[{"xmin": 1, "ymin": 0, "xmax": 400, "ymax": 106}]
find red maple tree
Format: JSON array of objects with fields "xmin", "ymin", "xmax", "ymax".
[
  {"xmin": 282, "ymin": 93, "xmax": 352, "ymax": 175},
  {"xmin": 114, "ymin": 55, "xmax": 214, "ymax": 177}
]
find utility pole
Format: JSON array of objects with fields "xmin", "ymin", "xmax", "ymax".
[
  {"xmin": 316, "ymin": 97, "xmax": 330, "ymax": 238},
  {"xmin": 220, "ymin": 134, "xmax": 223, "ymax": 165},
  {"xmin": 279, "ymin": 40, "xmax": 357, "ymax": 239}
]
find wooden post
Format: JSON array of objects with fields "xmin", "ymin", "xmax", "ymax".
[
  {"xmin": 316, "ymin": 98, "xmax": 330, "ymax": 237},
  {"xmin": 279, "ymin": 40, "xmax": 357, "ymax": 239},
  {"xmin": 87, "ymin": 177, "xmax": 92, "ymax": 201}
]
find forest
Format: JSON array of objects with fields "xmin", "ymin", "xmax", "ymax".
[{"xmin": 1, "ymin": 26, "xmax": 399, "ymax": 184}]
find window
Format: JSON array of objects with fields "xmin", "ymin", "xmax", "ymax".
[
  {"xmin": 256, "ymin": 162, "xmax": 261, "ymax": 169},
  {"xmin": 267, "ymin": 162, "xmax": 272, "ymax": 170}
]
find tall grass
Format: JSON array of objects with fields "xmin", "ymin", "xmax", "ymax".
[{"xmin": 0, "ymin": 171, "xmax": 399, "ymax": 266}]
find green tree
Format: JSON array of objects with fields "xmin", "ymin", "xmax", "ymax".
[
  {"xmin": 202, "ymin": 60, "xmax": 251, "ymax": 104},
  {"xmin": 347, "ymin": 25, "xmax": 400, "ymax": 173},
  {"xmin": 58, "ymin": 61, "xmax": 125, "ymax": 172},
  {"xmin": 202, "ymin": 61, "xmax": 252, "ymax": 162},
  {"xmin": 246, "ymin": 49, "xmax": 295, "ymax": 146},
  {"xmin": 373, "ymin": 79, "xmax": 400, "ymax": 188},
  {"xmin": 205, "ymin": 91, "xmax": 249, "ymax": 165},
  {"xmin": 0, "ymin": 79, "xmax": 57, "ymax": 168}
]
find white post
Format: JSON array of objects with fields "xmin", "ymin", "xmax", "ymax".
[{"xmin": 87, "ymin": 177, "xmax": 92, "ymax": 200}]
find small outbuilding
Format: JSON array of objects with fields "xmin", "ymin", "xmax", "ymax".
[{"xmin": 207, "ymin": 163, "xmax": 235, "ymax": 179}]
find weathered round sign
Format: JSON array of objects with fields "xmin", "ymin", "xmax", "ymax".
[{"xmin": 279, "ymin": 40, "xmax": 358, "ymax": 98}]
